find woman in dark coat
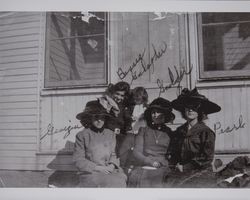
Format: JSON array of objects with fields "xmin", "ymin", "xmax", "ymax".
[
  {"xmin": 128, "ymin": 97, "xmax": 175, "ymax": 187},
  {"xmin": 167, "ymin": 88, "xmax": 221, "ymax": 187},
  {"xmin": 73, "ymin": 100, "xmax": 127, "ymax": 187},
  {"xmin": 97, "ymin": 81, "xmax": 132, "ymax": 167}
]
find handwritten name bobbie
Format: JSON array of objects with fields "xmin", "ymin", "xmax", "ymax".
[
  {"xmin": 40, "ymin": 122, "xmax": 83, "ymax": 140},
  {"xmin": 214, "ymin": 115, "xmax": 246, "ymax": 135},
  {"xmin": 116, "ymin": 41, "xmax": 167, "ymax": 84}
]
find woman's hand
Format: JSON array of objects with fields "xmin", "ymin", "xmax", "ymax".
[
  {"xmin": 176, "ymin": 163, "xmax": 183, "ymax": 172},
  {"xmin": 94, "ymin": 165, "xmax": 114, "ymax": 174},
  {"xmin": 152, "ymin": 161, "xmax": 161, "ymax": 168},
  {"xmin": 106, "ymin": 164, "xmax": 115, "ymax": 172}
]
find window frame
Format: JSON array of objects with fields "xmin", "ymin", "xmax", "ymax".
[
  {"xmin": 197, "ymin": 13, "xmax": 250, "ymax": 81},
  {"xmin": 44, "ymin": 12, "xmax": 109, "ymax": 89}
]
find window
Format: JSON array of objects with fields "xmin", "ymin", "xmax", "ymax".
[
  {"xmin": 198, "ymin": 13, "xmax": 250, "ymax": 80},
  {"xmin": 44, "ymin": 12, "xmax": 108, "ymax": 88}
]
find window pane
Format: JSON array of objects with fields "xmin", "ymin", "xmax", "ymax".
[
  {"xmin": 200, "ymin": 13, "xmax": 250, "ymax": 79},
  {"xmin": 45, "ymin": 12, "xmax": 107, "ymax": 88}
]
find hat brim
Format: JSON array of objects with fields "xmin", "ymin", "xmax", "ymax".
[
  {"xmin": 76, "ymin": 111, "xmax": 113, "ymax": 120},
  {"xmin": 144, "ymin": 105, "xmax": 175, "ymax": 123},
  {"xmin": 172, "ymin": 97, "xmax": 221, "ymax": 114}
]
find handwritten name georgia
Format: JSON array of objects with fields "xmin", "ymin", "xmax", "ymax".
[
  {"xmin": 116, "ymin": 41, "xmax": 167, "ymax": 84},
  {"xmin": 40, "ymin": 123, "xmax": 83, "ymax": 140}
]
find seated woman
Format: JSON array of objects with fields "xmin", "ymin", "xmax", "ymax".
[
  {"xmin": 168, "ymin": 88, "xmax": 221, "ymax": 187},
  {"xmin": 128, "ymin": 97, "xmax": 175, "ymax": 187},
  {"xmin": 118, "ymin": 86, "xmax": 149, "ymax": 172},
  {"xmin": 73, "ymin": 100, "xmax": 127, "ymax": 187}
]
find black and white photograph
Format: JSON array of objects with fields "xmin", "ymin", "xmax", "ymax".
[{"xmin": 1, "ymin": 0, "xmax": 250, "ymax": 199}]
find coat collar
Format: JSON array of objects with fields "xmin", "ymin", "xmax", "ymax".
[{"xmin": 180, "ymin": 122, "xmax": 212, "ymax": 137}]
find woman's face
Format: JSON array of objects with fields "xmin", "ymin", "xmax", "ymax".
[
  {"xmin": 112, "ymin": 91, "xmax": 125, "ymax": 104},
  {"xmin": 151, "ymin": 109, "xmax": 165, "ymax": 124},
  {"xmin": 185, "ymin": 108, "xmax": 198, "ymax": 120},
  {"xmin": 91, "ymin": 115, "xmax": 105, "ymax": 129},
  {"xmin": 134, "ymin": 96, "xmax": 144, "ymax": 105}
]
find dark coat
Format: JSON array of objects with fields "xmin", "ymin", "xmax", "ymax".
[
  {"xmin": 168, "ymin": 122, "xmax": 215, "ymax": 171},
  {"xmin": 105, "ymin": 102, "xmax": 133, "ymax": 134}
]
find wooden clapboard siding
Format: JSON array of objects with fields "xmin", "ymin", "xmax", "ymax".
[
  {"xmin": 0, "ymin": 94, "xmax": 37, "ymax": 102},
  {"xmin": 1, "ymin": 68, "xmax": 38, "ymax": 77},
  {"xmin": 0, "ymin": 129, "xmax": 37, "ymax": 137},
  {"xmin": 199, "ymin": 86, "xmax": 250, "ymax": 153},
  {"xmin": 40, "ymin": 94, "xmax": 100, "ymax": 153},
  {"xmin": 0, "ymin": 41, "xmax": 39, "ymax": 50},
  {"xmin": 0, "ymin": 12, "xmax": 43, "ymax": 170},
  {"xmin": 0, "ymin": 35, "xmax": 40, "ymax": 45},
  {"xmin": 0, "ymin": 60, "xmax": 38, "ymax": 69},
  {"xmin": 1, "ymin": 88, "xmax": 38, "ymax": 96},
  {"xmin": 0, "ymin": 136, "xmax": 36, "ymax": 144}
]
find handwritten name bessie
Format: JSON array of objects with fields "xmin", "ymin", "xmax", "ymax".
[{"xmin": 116, "ymin": 41, "xmax": 167, "ymax": 84}]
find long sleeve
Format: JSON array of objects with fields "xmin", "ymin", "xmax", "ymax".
[
  {"xmin": 73, "ymin": 131, "xmax": 97, "ymax": 172},
  {"xmin": 133, "ymin": 127, "xmax": 154, "ymax": 165},
  {"xmin": 108, "ymin": 133, "xmax": 120, "ymax": 168}
]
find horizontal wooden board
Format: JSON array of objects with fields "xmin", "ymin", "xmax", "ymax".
[
  {"xmin": 0, "ymin": 88, "xmax": 37, "ymax": 96},
  {"xmin": 0, "ymin": 15, "xmax": 41, "ymax": 26},
  {"xmin": 0, "ymin": 27, "xmax": 40, "ymax": 39},
  {"xmin": 0, "ymin": 136, "xmax": 37, "ymax": 144},
  {"xmin": 0, "ymin": 12, "xmax": 40, "ymax": 20},
  {"xmin": 0, "ymin": 101, "xmax": 37, "ymax": 109},
  {"xmin": 0, "ymin": 22, "xmax": 40, "ymax": 32},
  {"xmin": 0, "ymin": 47, "xmax": 39, "ymax": 57},
  {"xmin": 0, "ymin": 150, "xmax": 36, "ymax": 157},
  {"xmin": 0, "ymin": 163, "xmax": 45, "ymax": 171},
  {"xmin": 0, "ymin": 80, "xmax": 37, "ymax": 89},
  {"xmin": 0, "ymin": 74, "xmax": 38, "ymax": 83},
  {"xmin": 0, "ymin": 129, "xmax": 37, "ymax": 136},
  {"xmin": 0, "ymin": 68, "xmax": 38, "ymax": 77},
  {"xmin": 0, "ymin": 95, "xmax": 37, "ymax": 103},
  {"xmin": 0, "ymin": 162, "xmax": 75, "ymax": 171},
  {"xmin": 0, "ymin": 40, "xmax": 39, "ymax": 51},
  {"xmin": 0, "ymin": 60, "xmax": 38, "ymax": 69},
  {"xmin": 0, "ymin": 54, "xmax": 39, "ymax": 64},
  {"xmin": 0, "ymin": 155, "xmax": 75, "ymax": 166},
  {"xmin": 0, "ymin": 34, "xmax": 40, "ymax": 45},
  {"xmin": 0, "ymin": 115, "xmax": 37, "ymax": 123},
  {"xmin": 0, "ymin": 122, "xmax": 37, "ymax": 130},
  {"xmin": 0, "ymin": 143, "xmax": 37, "ymax": 151}
]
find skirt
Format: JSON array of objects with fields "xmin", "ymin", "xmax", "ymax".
[
  {"xmin": 128, "ymin": 166, "xmax": 170, "ymax": 188},
  {"xmin": 165, "ymin": 169, "xmax": 217, "ymax": 188},
  {"xmin": 78, "ymin": 170, "xmax": 127, "ymax": 188}
]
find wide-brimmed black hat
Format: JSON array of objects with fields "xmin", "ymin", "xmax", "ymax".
[
  {"xmin": 172, "ymin": 88, "xmax": 221, "ymax": 114},
  {"xmin": 144, "ymin": 97, "xmax": 175, "ymax": 123},
  {"xmin": 76, "ymin": 100, "xmax": 113, "ymax": 120}
]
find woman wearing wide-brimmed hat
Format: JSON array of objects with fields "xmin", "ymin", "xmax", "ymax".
[
  {"xmin": 73, "ymin": 100, "xmax": 127, "ymax": 187},
  {"xmin": 167, "ymin": 87, "xmax": 221, "ymax": 187},
  {"xmin": 127, "ymin": 97, "xmax": 175, "ymax": 187}
]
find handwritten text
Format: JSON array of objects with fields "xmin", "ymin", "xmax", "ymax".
[
  {"xmin": 157, "ymin": 65, "xmax": 193, "ymax": 96},
  {"xmin": 214, "ymin": 115, "xmax": 246, "ymax": 135},
  {"xmin": 117, "ymin": 42, "xmax": 167, "ymax": 84},
  {"xmin": 40, "ymin": 122, "xmax": 83, "ymax": 140}
]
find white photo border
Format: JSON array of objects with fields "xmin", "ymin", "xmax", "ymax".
[{"xmin": 1, "ymin": 0, "xmax": 250, "ymax": 199}]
